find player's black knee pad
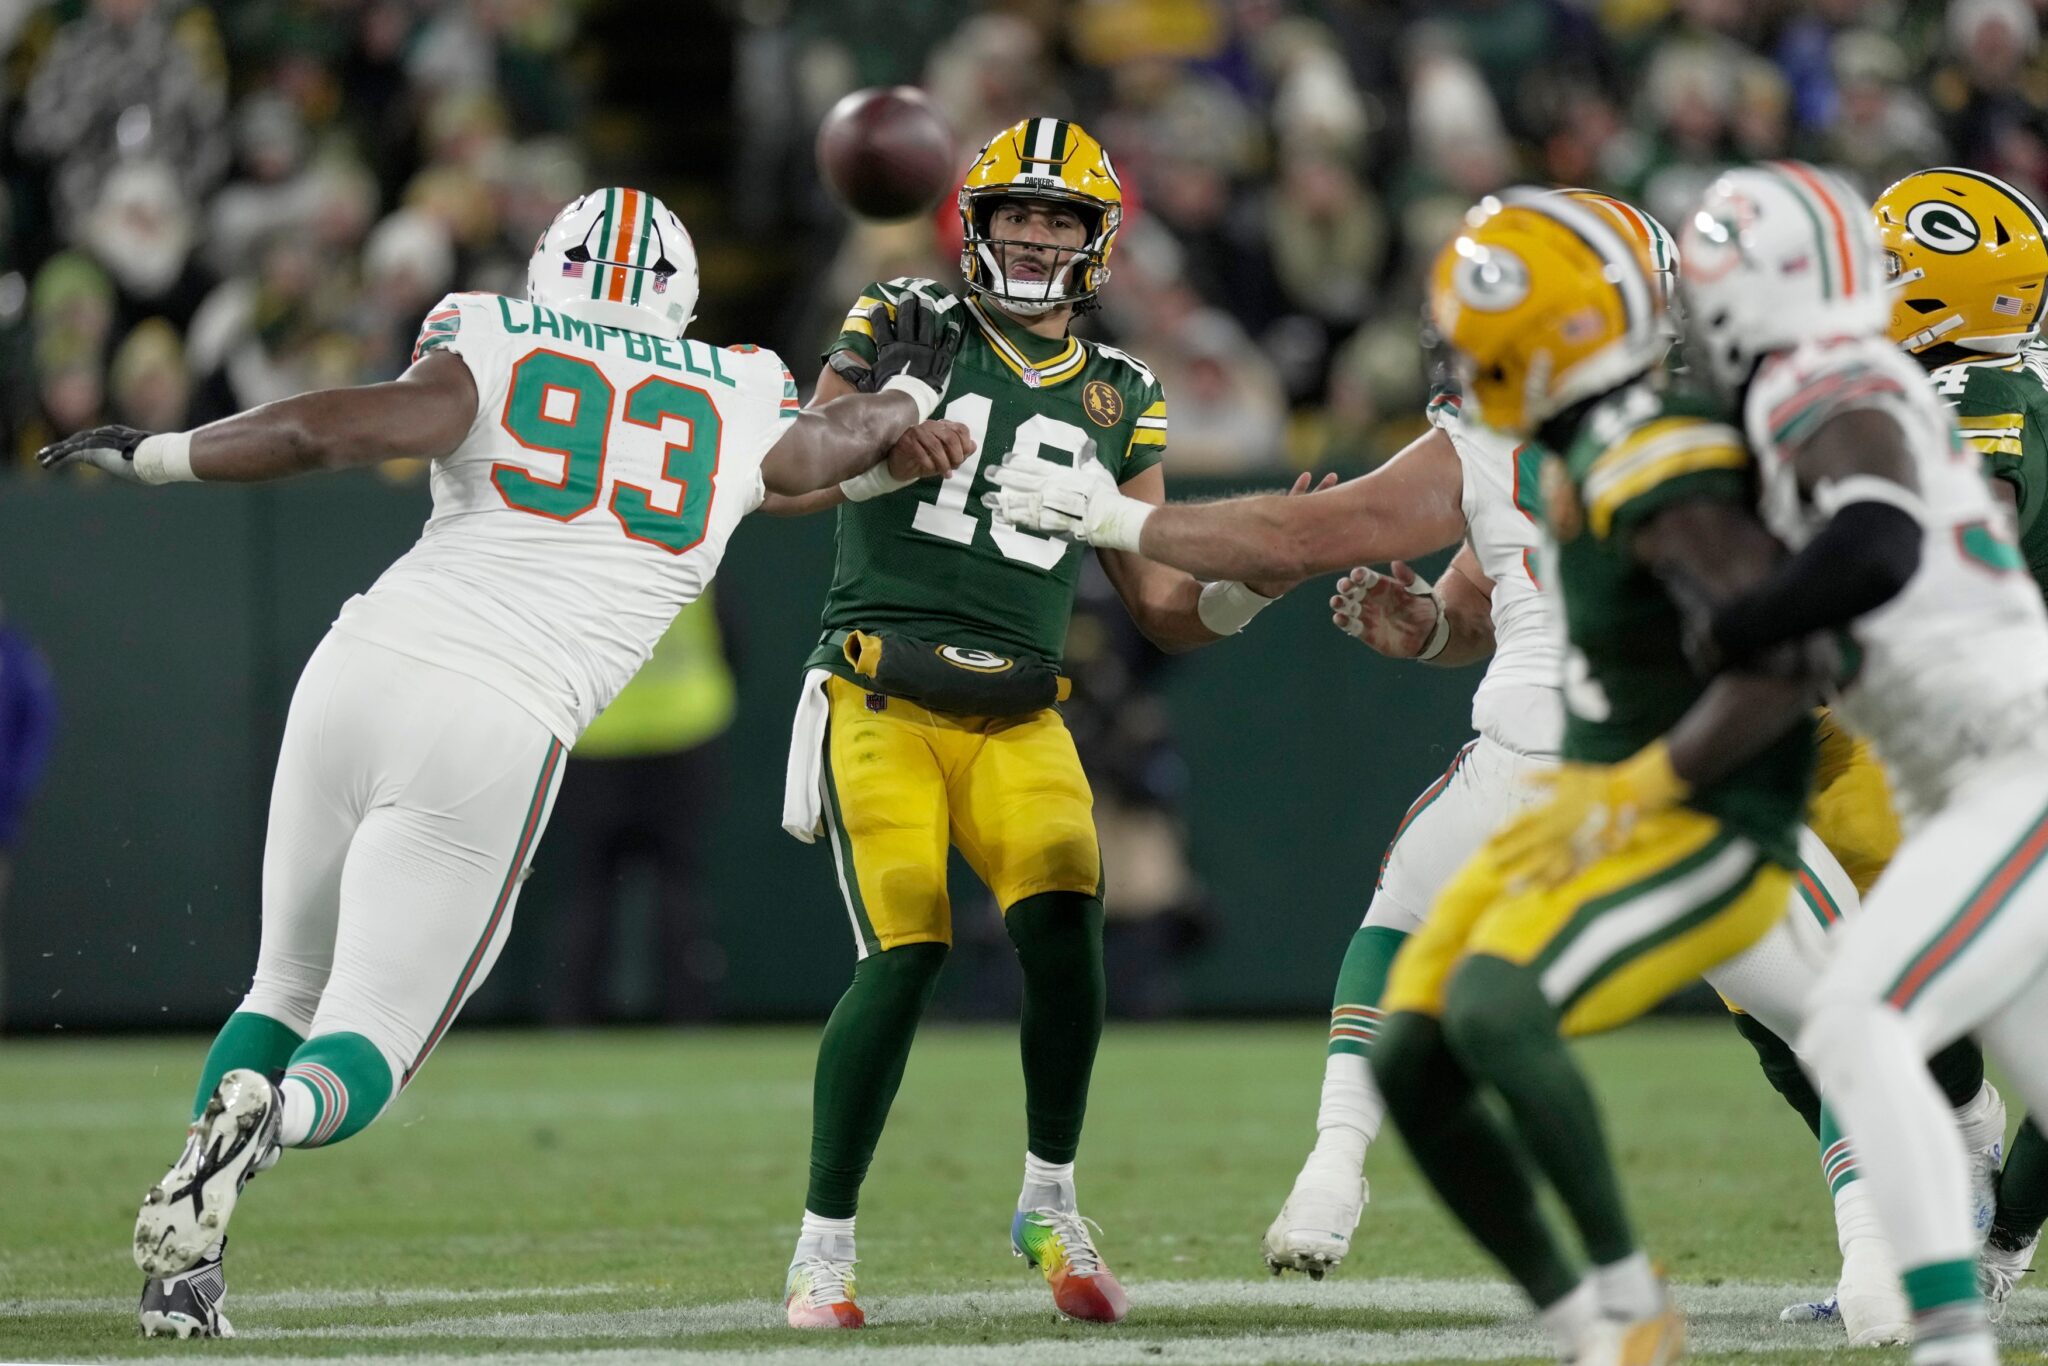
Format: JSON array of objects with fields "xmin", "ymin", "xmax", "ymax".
[{"xmin": 1929, "ymin": 1037, "xmax": 1986, "ymax": 1110}]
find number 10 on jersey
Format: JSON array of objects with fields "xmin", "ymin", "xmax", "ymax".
[{"xmin": 494, "ymin": 348, "xmax": 723, "ymax": 554}]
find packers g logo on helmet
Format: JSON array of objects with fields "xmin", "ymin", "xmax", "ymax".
[
  {"xmin": 1427, "ymin": 190, "xmax": 1666, "ymax": 437},
  {"xmin": 958, "ymin": 118, "xmax": 1123, "ymax": 315},
  {"xmin": 1905, "ymin": 201, "xmax": 1982, "ymax": 254},
  {"xmin": 1875, "ymin": 167, "xmax": 2048, "ymax": 355}
]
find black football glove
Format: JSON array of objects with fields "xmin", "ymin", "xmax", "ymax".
[
  {"xmin": 867, "ymin": 288, "xmax": 964, "ymax": 403},
  {"xmin": 37, "ymin": 424, "xmax": 153, "ymax": 482}
]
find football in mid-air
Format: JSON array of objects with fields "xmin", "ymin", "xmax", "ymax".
[{"xmin": 815, "ymin": 86, "xmax": 957, "ymax": 222}]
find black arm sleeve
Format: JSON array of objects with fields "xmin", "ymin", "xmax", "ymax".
[{"xmin": 1709, "ymin": 500, "xmax": 1922, "ymax": 667}]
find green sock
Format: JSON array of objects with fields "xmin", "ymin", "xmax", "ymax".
[
  {"xmin": 1902, "ymin": 1259, "xmax": 1989, "ymax": 1341},
  {"xmin": 1928, "ymin": 1038, "xmax": 1986, "ymax": 1110},
  {"xmin": 1729, "ymin": 1011, "xmax": 1822, "ymax": 1138},
  {"xmin": 282, "ymin": 1032, "xmax": 393, "ymax": 1147},
  {"xmin": 1375, "ymin": 1009, "xmax": 1582, "ymax": 1307},
  {"xmin": 805, "ymin": 942, "xmax": 948, "ymax": 1218},
  {"xmin": 1992, "ymin": 1118, "xmax": 2048, "ymax": 1250},
  {"xmin": 1006, "ymin": 892, "xmax": 1104, "ymax": 1164},
  {"xmin": 1328, "ymin": 926, "xmax": 1406, "ymax": 1058},
  {"xmin": 1444, "ymin": 955, "xmax": 1637, "ymax": 1266},
  {"xmin": 192, "ymin": 1011, "xmax": 305, "ymax": 1118}
]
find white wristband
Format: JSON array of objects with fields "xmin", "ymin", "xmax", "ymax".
[
  {"xmin": 1415, "ymin": 592, "xmax": 1452, "ymax": 661},
  {"xmin": 1088, "ymin": 494, "xmax": 1154, "ymax": 553},
  {"xmin": 878, "ymin": 373, "xmax": 942, "ymax": 424},
  {"xmin": 133, "ymin": 431, "xmax": 197, "ymax": 484},
  {"xmin": 1197, "ymin": 579, "xmax": 1277, "ymax": 636},
  {"xmin": 838, "ymin": 463, "xmax": 915, "ymax": 502}
]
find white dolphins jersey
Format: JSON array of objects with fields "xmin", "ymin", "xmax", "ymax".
[
  {"xmin": 332, "ymin": 291, "xmax": 793, "ymax": 743},
  {"xmin": 1432, "ymin": 397, "xmax": 1564, "ymax": 756},
  {"xmin": 1746, "ymin": 335, "xmax": 2048, "ymax": 820}
]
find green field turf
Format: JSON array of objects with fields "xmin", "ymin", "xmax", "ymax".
[{"xmin": 0, "ymin": 1020, "xmax": 2033, "ymax": 1364}]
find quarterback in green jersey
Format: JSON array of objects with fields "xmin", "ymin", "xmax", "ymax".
[
  {"xmin": 769, "ymin": 117, "xmax": 1316, "ymax": 1330},
  {"xmin": 1875, "ymin": 165, "xmax": 2048, "ymax": 1310}
]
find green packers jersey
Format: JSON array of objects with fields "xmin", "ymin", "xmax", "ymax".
[
  {"xmin": 1928, "ymin": 342, "xmax": 2048, "ymax": 597},
  {"xmin": 805, "ymin": 278, "xmax": 1168, "ymax": 682},
  {"xmin": 1545, "ymin": 381, "xmax": 1814, "ymax": 865}
]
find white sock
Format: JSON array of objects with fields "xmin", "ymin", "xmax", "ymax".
[
  {"xmin": 1953, "ymin": 1082, "xmax": 2006, "ymax": 1155},
  {"xmin": 1020, "ymin": 1152, "xmax": 1076, "ymax": 1213},
  {"xmin": 796, "ymin": 1210, "xmax": 856, "ymax": 1262},
  {"xmin": 1304, "ymin": 1052, "xmax": 1379, "ymax": 1179},
  {"xmin": 1538, "ymin": 1277, "xmax": 1599, "ymax": 1358},
  {"xmin": 278, "ymin": 1075, "xmax": 318, "ymax": 1147},
  {"xmin": 1835, "ymin": 1176, "xmax": 1888, "ymax": 1252},
  {"xmin": 1593, "ymin": 1251, "xmax": 1663, "ymax": 1320}
]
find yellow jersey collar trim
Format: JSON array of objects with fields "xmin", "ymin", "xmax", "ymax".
[{"xmin": 968, "ymin": 297, "xmax": 1086, "ymax": 388}]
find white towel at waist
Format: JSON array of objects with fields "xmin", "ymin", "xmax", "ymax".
[{"xmin": 781, "ymin": 667, "xmax": 833, "ymax": 841}]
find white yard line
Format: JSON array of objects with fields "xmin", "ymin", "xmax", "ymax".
[{"xmin": 1, "ymin": 1283, "xmax": 626, "ymax": 1316}]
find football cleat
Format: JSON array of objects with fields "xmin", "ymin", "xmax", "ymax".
[
  {"xmin": 1012, "ymin": 1208, "xmax": 1128, "ymax": 1323},
  {"xmin": 135, "ymin": 1069, "xmax": 281, "ymax": 1278},
  {"xmin": 1779, "ymin": 1293, "xmax": 1839, "ymax": 1326},
  {"xmin": 1262, "ymin": 1174, "xmax": 1368, "ymax": 1279},
  {"xmin": 138, "ymin": 1240, "xmax": 232, "ymax": 1338},
  {"xmin": 1837, "ymin": 1235, "xmax": 1912, "ymax": 1346},
  {"xmin": 784, "ymin": 1252, "xmax": 863, "ymax": 1329},
  {"xmin": 1979, "ymin": 1233, "xmax": 2036, "ymax": 1323},
  {"xmin": 1576, "ymin": 1298, "xmax": 1685, "ymax": 1366}
]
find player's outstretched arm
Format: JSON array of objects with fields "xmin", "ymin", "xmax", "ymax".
[
  {"xmin": 38, "ymin": 352, "xmax": 480, "ymax": 484},
  {"xmin": 987, "ymin": 425, "xmax": 1468, "ymax": 581},
  {"xmin": 759, "ymin": 289, "xmax": 967, "ymax": 500}
]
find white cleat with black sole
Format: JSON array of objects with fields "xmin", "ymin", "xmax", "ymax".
[
  {"xmin": 1980, "ymin": 1232, "xmax": 2037, "ymax": 1323},
  {"xmin": 135, "ymin": 1069, "xmax": 282, "ymax": 1279},
  {"xmin": 1261, "ymin": 1174, "xmax": 1367, "ymax": 1279},
  {"xmin": 139, "ymin": 1240, "xmax": 233, "ymax": 1338}
]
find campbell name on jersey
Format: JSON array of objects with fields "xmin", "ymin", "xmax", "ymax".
[
  {"xmin": 1928, "ymin": 340, "xmax": 2048, "ymax": 596},
  {"xmin": 1429, "ymin": 391, "xmax": 1562, "ymax": 757},
  {"xmin": 1547, "ymin": 381, "xmax": 1813, "ymax": 864},
  {"xmin": 808, "ymin": 277, "xmax": 1167, "ymax": 681},
  {"xmin": 333, "ymin": 291, "xmax": 797, "ymax": 744},
  {"xmin": 1747, "ymin": 335, "xmax": 2048, "ymax": 819}
]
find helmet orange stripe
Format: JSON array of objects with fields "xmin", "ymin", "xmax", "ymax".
[
  {"xmin": 607, "ymin": 189, "xmax": 641, "ymax": 303},
  {"xmin": 1776, "ymin": 161, "xmax": 1855, "ymax": 297}
]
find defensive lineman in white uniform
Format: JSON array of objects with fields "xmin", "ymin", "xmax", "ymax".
[
  {"xmin": 1680, "ymin": 164, "xmax": 2048, "ymax": 1366},
  {"xmin": 39, "ymin": 188, "xmax": 972, "ymax": 1339}
]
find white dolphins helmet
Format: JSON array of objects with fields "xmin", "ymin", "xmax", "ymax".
[
  {"xmin": 1679, "ymin": 161, "xmax": 1889, "ymax": 392},
  {"xmin": 527, "ymin": 188, "xmax": 698, "ymax": 339}
]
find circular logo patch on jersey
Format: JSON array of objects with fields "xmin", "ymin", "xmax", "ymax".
[
  {"xmin": 1082, "ymin": 379, "xmax": 1124, "ymax": 428},
  {"xmin": 1451, "ymin": 247, "xmax": 1531, "ymax": 313},
  {"xmin": 936, "ymin": 645, "xmax": 1014, "ymax": 673},
  {"xmin": 1906, "ymin": 201, "xmax": 1982, "ymax": 254}
]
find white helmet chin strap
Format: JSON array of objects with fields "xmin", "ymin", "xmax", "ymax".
[{"xmin": 1901, "ymin": 313, "xmax": 1965, "ymax": 353}]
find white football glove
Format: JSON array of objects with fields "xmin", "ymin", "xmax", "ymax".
[
  {"xmin": 1331, "ymin": 563, "xmax": 1450, "ymax": 660},
  {"xmin": 982, "ymin": 451, "xmax": 1153, "ymax": 552}
]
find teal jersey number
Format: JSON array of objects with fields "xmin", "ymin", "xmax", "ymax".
[{"xmin": 493, "ymin": 349, "xmax": 722, "ymax": 554}]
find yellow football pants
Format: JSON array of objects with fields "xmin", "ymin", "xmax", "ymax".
[
  {"xmin": 1808, "ymin": 710, "xmax": 1901, "ymax": 897},
  {"xmin": 819, "ymin": 676, "xmax": 1099, "ymax": 954},
  {"xmin": 1384, "ymin": 805, "xmax": 1792, "ymax": 1037}
]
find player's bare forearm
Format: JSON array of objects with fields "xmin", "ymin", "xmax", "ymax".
[
  {"xmin": 1425, "ymin": 544, "xmax": 1497, "ymax": 668},
  {"xmin": 1096, "ymin": 548, "xmax": 1224, "ymax": 652},
  {"xmin": 758, "ymin": 487, "xmax": 847, "ymax": 517},
  {"xmin": 759, "ymin": 390, "xmax": 925, "ymax": 496},
  {"xmin": 1664, "ymin": 671, "xmax": 1815, "ymax": 791},
  {"xmin": 1136, "ymin": 427, "xmax": 1466, "ymax": 582},
  {"xmin": 189, "ymin": 352, "xmax": 479, "ymax": 481}
]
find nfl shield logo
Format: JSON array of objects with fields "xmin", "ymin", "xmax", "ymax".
[{"xmin": 1022, "ymin": 368, "xmax": 1042, "ymax": 388}]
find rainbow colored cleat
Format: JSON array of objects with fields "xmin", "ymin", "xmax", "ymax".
[
  {"xmin": 783, "ymin": 1254, "xmax": 863, "ymax": 1329},
  {"xmin": 1011, "ymin": 1208, "xmax": 1129, "ymax": 1324}
]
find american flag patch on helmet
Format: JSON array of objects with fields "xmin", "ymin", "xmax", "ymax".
[
  {"xmin": 1995, "ymin": 294, "xmax": 2025, "ymax": 316},
  {"xmin": 562, "ymin": 259, "xmax": 587, "ymax": 278}
]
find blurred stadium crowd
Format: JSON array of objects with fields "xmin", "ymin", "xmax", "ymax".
[{"xmin": 6, "ymin": 0, "xmax": 2047, "ymax": 477}]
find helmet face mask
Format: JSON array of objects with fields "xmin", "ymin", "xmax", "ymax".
[
  {"xmin": 958, "ymin": 118, "xmax": 1124, "ymax": 314},
  {"xmin": 1873, "ymin": 167, "xmax": 2048, "ymax": 357},
  {"xmin": 527, "ymin": 188, "xmax": 698, "ymax": 340}
]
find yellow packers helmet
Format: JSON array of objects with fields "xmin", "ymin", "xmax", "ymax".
[
  {"xmin": 1557, "ymin": 188, "xmax": 1682, "ymax": 336},
  {"xmin": 958, "ymin": 117, "xmax": 1123, "ymax": 314},
  {"xmin": 1427, "ymin": 189, "xmax": 1668, "ymax": 437},
  {"xmin": 1874, "ymin": 166, "xmax": 2048, "ymax": 355}
]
